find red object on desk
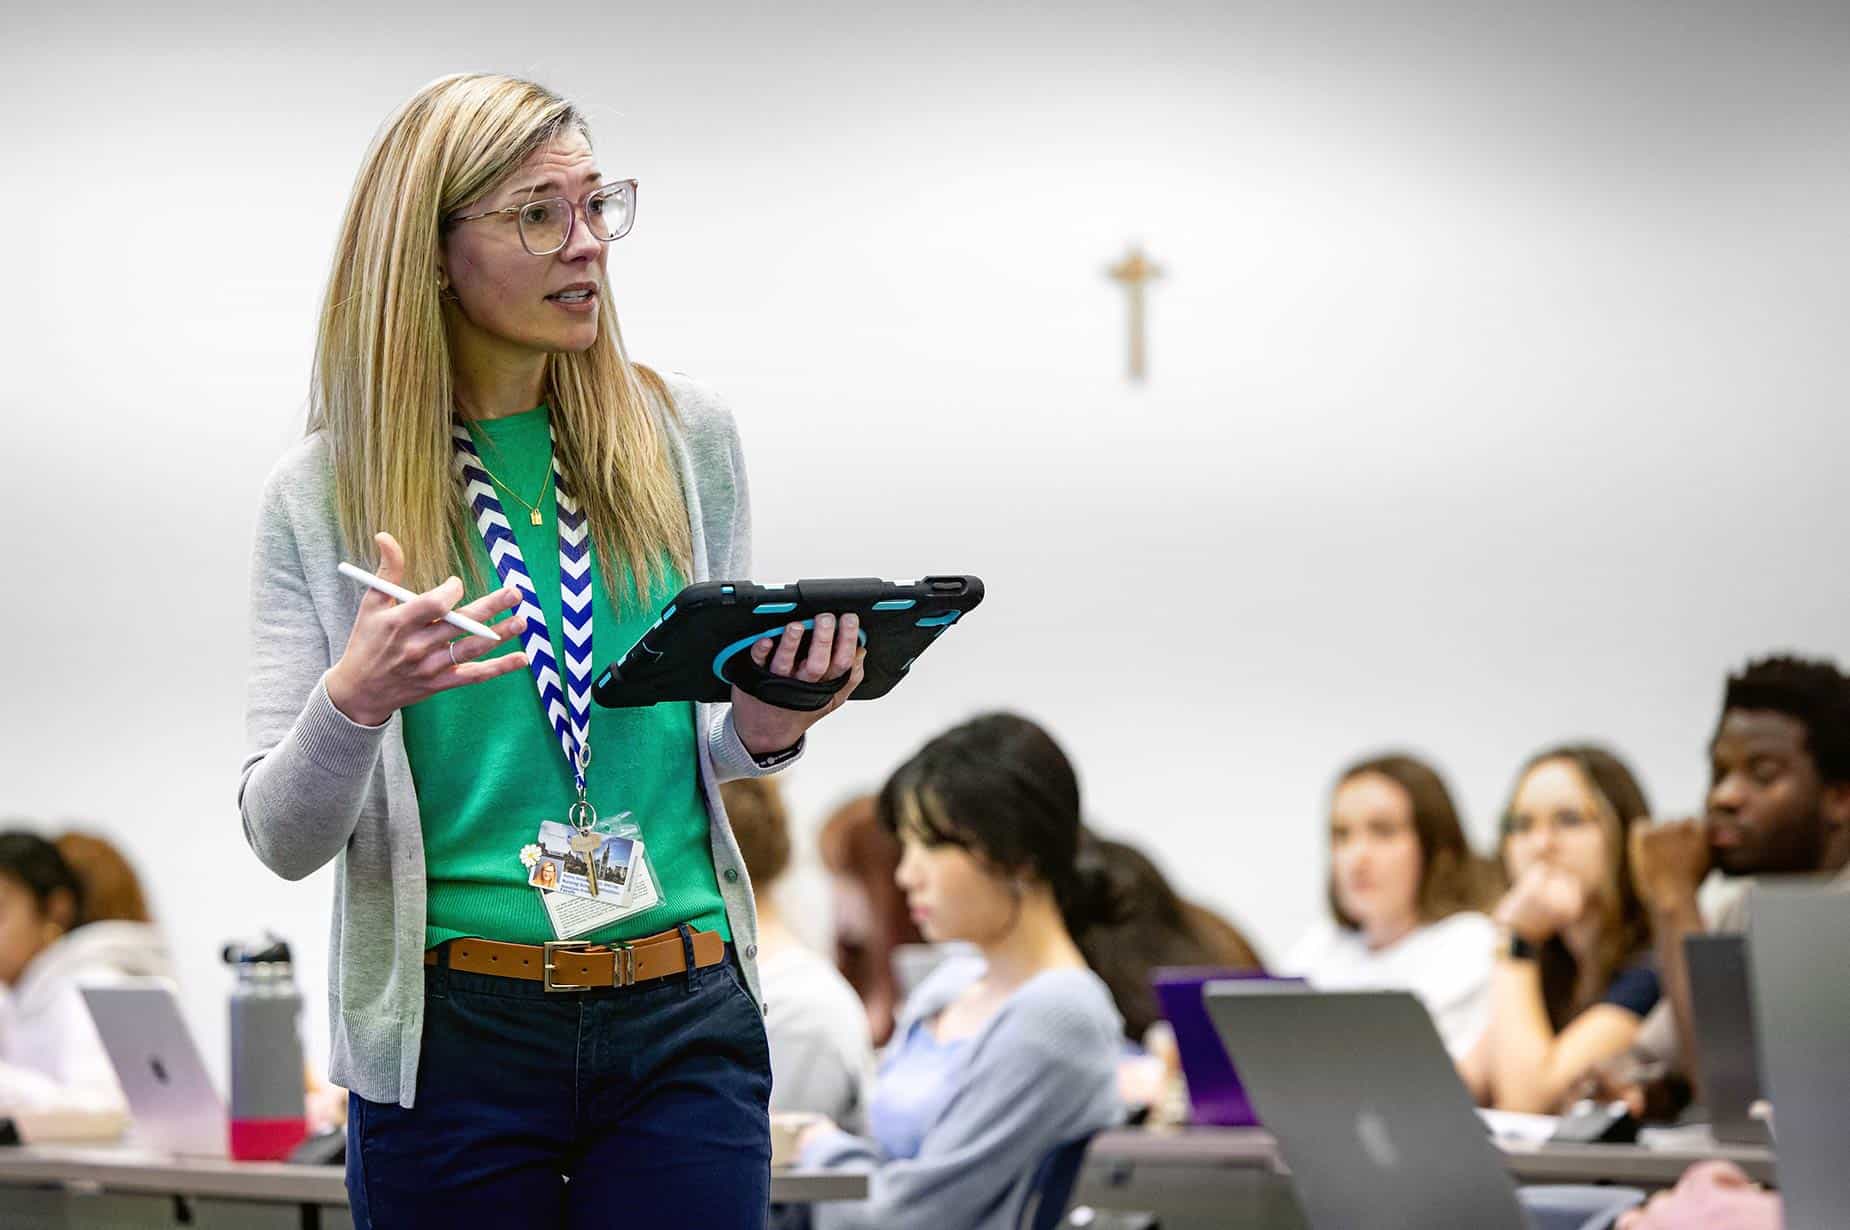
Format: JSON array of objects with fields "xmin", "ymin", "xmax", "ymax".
[{"xmin": 230, "ymin": 1116, "xmax": 308, "ymax": 1162}]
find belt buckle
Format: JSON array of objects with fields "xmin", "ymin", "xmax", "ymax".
[
  {"xmin": 612, "ymin": 942, "xmax": 636, "ymax": 987},
  {"xmin": 542, "ymin": 941, "xmax": 594, "ymax": 993}
]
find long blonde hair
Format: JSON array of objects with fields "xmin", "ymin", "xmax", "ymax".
[{"xmin": 308, "ymin": 72, "xmax": 691, "ymax": 598}]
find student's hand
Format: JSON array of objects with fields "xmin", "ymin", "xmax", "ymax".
[
  {"xmin": 326, "ymin": 533, "xmax": 529, "ymax": 727},
  {"xmin": 730, "ymin": 613, "xmax": 866, "ymax": 758},
  {"xmin": 1616, "ymin": 1161, "xmax": 1783, "ymax": 1229},
  {"xmin": 1495, "ymin": 865, "xmax": 1584, "ymax": 945},
  {"xmin": 1629, "ymin": 817, "xmax": 1712, "ymax": 914},
  {"xmin": 1575, "ymin": 1057, "xmax": 1650, "ymax": 1120},
  {"xmin": 793, "ymin": 1115, "xmax": 840, "ymax": 1157}
]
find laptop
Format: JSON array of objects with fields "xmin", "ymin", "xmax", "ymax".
[
  {"xmin": 1745, "ymin": 883, "xmax": 1850, "ymax": 1230},
  {"xmin": 1152, "ymin": 967, "xmax": 1293, "ymax": 1126},
  {"xmin": 1205, "ymin": 983, "xmax": 1529, "ymax": 1229},
  {"xmin": 1683, "ymin": 934, "xmax": 1767, "ymax": 1145},
  {"xmin": 81, "ymin": 982, "xmax": 227, "ymax": 1157}
]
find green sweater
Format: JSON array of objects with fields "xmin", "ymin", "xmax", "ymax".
[{"xmin": 403, "ymin": 406, "xmax": 729, "ymax": 947}]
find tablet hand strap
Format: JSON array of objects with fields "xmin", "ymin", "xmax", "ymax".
[{"xmin": 721, "ymin": 656, "xmax": 852, "ymax": 712}]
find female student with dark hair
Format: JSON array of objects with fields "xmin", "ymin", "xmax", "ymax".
[
  {"xmin": 0, "ymin": 832, "xmax": 171, "ymax": 1127},
  {"xmin": 1282, "ymin": 754, "xmax": 1500, "ymax": 1056},
  {"xmin": 792, "ymin": 714, "xmax": 1125, "ymax": 1229},
  {"xmin": 1075, "ymin": 834, "xmax": 1263, "ymax": 1042},
  {"xmin": 1462, "ymin": 745, "xmax": 1660, "ymax": 1112}
]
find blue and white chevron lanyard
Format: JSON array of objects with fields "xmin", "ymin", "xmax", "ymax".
[{"xmin": 450, "ymin": 422, "xmax": 599, "ymax": 830}]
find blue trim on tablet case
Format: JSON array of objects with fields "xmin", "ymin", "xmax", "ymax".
[
  {"xmin": 711, "ymin": 620, "xmax": 871, "ymax": 685},
  {"xmin": 915, "ymin": 610, "xmax": 961, "ymax": 628},
  {"xmin": 872, "ymin": 599, "xmax": 916, "ymax": 611},
  {"xmin": 753, "ymin": 602, "xmax": 799, "ymax": 615}
]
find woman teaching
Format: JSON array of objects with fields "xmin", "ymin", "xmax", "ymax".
[{"xmin": 239, "ymin": 73, "xmax": 862, "ymax": 1227}]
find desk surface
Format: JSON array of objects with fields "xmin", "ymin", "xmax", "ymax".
[
  {"xmin": 0, "ymin": 1146, "xmax": 868, "ymax": 1205},
  {"xmin": 1086, "ymin": 1125, "xmax": 1775, "ymax": 1184}
]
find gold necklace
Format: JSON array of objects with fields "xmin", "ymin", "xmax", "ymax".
[{"xmin": 471, "ymin": 449, "xmax": 556, "ymax": 526}]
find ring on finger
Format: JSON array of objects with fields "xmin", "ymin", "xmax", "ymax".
[{"xmin": 448, "ymin": 641, "xmax": 460, "ymax": 668}]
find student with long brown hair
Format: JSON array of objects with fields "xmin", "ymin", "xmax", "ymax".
[
  {"xmin": 240, "ymin": 73, "xmax": 862, "ymax": 1227},
  {"xmin": 1462, "ymin": 745, "xmax": 1660, "ymax": 1112},
  {"xmin": 1283, "ymin": 754, "xmax": 1499, "ymax": 1056},
  {"xmin": 818, "ymin": 795, "xmax": 924, "ymax": 1047}
]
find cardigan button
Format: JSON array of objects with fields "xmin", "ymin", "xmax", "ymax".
[
  {"xmin": 745, "ymin": 944, "xmax": 758, "ymax": 960},
  {"xmin": 724, "ymin": 868, "xmax": 739, "ymax": 883}
]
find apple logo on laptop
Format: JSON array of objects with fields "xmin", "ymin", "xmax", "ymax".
[
  {"xmin": 148, "ymin": 1056, "xmax": 171, "ymax": 1085},
  {"xmin": 1354, "ymin": 1106, "xmax": 1401, "ymax": 1170}
]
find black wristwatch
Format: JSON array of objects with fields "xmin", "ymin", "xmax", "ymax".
[{"xmin": 749, "ymin": 736, "xmax": 805, "ymax": 770}]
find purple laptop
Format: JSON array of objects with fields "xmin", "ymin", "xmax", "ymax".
[{"xmin": 1153, "ymin": 967, "xmax": 1299, "ymax": 1127}]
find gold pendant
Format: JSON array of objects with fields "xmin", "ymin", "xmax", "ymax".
[{"xmin": 530, "ymin": 508, "xmax": 544, "ymax": 526}]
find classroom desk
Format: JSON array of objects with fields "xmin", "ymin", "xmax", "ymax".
[
  {"xmin": 0, "ymin": 1146, "xmax": 869, "ymax": 1228},
  {"xmin": 1071, "ymin": 1127, "xmax": 1777, "ymax": 1229}
]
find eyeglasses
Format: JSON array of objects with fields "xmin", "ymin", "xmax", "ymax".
[{"xmin": 444, "ymin": 179, "xmax": 638, "ymax": 256}]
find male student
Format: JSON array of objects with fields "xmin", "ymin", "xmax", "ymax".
[{"xmin": 1626, "ymin": 655, "xmax": 1850, "ymax": 1098}]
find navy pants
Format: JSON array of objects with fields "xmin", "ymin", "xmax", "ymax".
[{"xmin": 345, "ymin": 940, "xmax": 772, "ymax": 1228}]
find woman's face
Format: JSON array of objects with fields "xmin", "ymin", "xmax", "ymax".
[
  {"xmin": 440, "ymin": 129, "xmax": 610, "ymax": 364},
  {"xmin": 1329, "ymin": 772, "xmax": 1423, "ymax": 938},
  {"xmin": 0, "ymin": 877, "xmax": 60, "ymax": 987},
  {"xmin": 893, "ymin": 828, "xmax": 1018, "ymax": 945},
  {"xmin": 1504, "ymin": 758, "xmax": 1613, "ymax": 908}
]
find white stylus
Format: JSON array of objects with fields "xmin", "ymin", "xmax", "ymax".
[{"xmin": 337, "ymin": 562, "xmax": 503, "ymax": 642}]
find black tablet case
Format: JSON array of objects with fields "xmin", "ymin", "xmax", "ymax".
[{"xmin": 592, "ymin": 576, "xmax": 983, "ymax": 708}]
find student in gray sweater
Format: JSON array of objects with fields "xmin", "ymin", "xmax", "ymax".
[{"xmin": 793, "ymin": 714, "xmax": 1126, "ymax": 1230}]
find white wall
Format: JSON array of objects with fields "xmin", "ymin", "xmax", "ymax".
[{"xmin": 4, "ymin": 0, "xmax": 1847, "ymax": 1083}]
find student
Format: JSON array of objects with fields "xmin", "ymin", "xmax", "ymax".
[
  {"xmin": 0, "ymin": 832, "xmax": 171, "ymax": 1123},
  {"xmin": 53, "ymin": 833, "xmax": 153, "ymax": 925},
  {"xmin": 239, "ymin": 73, "xmax": 864, "ymax": 1227},
  {"xmin": 817, "ymin": 795, "xmax": 924, "ymax": 1047},
  {"xmin": 1462, "ymin": 746, "xmax": 1659, "ymax": 1112},
  {"xmin": 794, "ymin": 714, "xmax": 1125, "ymax": 1230},
  {"xmin": 1283, "ymin": 754, "xmax": 1499, "ymax": 1057},
  {"xmin": 721, "ymin": 779, "xmax": 874, "ymax": 1131},
  {"xmin": 1076, "ymin": 833, "xmax": 1262, "ymax": 1043},
  {"xmin": 1626, "ymin": 656, "xmax": 1850, "ymax": 1099}
]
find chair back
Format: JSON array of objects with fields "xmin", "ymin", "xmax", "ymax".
[{"xmin": 1016, "ymin": 1134, "xmax": 1096, "ymax": 1230}]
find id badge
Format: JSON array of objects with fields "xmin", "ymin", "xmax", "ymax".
[{"xmin": 523, "ymin": 819, "xmax": 642, "ymax": 908}]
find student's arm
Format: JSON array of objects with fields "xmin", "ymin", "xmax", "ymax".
[
  {"xmin": 1456, "ymin": 1030, "xmax": 1492, "ymax": 1104},
  {"xmin": 1628, "ymin": 818, "xmax": 1712, "ymax": 1093},
  {"xmin": 0, "ymin": 983, "xmax": 127, "ymax": 1120},
  {"xmin": 802, "ymin": 991, "xmax": 1120, "ymax": 1230},
  {"xmin": 1482, "ymin": 956, "xmax": 1646, "ymax": 1113}
]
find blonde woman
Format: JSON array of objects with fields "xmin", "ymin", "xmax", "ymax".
[{"xmin": 240, "ymin": 73, "xmax": 863, "ymax": 1227}]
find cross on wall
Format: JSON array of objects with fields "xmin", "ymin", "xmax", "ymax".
[{"xmin": 1106, "ymin": 244, "xmax": 1164, "ymax": 383}]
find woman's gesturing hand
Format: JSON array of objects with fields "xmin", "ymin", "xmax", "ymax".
[
  {"xmin": 730, "ymin": 612, "xmax": 866, "ymax": 758},
  {"xmin": 325, "ymin": 532, "xmax": 530, "ymax": 727}
]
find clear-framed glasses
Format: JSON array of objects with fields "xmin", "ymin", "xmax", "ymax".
[{"xmin": 444, "ymin": 178, "xmax": 638, "ymax": 256}]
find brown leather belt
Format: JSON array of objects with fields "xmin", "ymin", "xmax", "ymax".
[{"xmin": 425, "ymin": 927, "xmax": 727, "ymax": 992}]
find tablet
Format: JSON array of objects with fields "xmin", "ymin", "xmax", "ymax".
[{"xmin": 593, "ymin": 576, "xmax": 983, "ymax": 710}]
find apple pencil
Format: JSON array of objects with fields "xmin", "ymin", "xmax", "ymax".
[{"xmin": 337, "ymin": 562, "xmax": 504, "ymax": 642}]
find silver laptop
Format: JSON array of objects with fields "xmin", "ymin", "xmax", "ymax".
[
  {"xmin": 81, "ymin": 982, "xmax": 227, "ymax": 1157},
  {"xmin": 1684, "ymin": 934, "xmax": 1767, "ymax": 1145},
  {"xmin": 1745, "ymin": 883, "xmax": 1850, "ymax": 1229},
  {"xmin": 1204, "ymin": 983, "xmax": 1528, "ymax": 1230}
]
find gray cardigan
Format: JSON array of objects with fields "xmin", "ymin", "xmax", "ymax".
[
  {"xmin": 238, "ymin": 374, "xmax": 788, "ymax": 1109},
  {"xmin": 801, "ymin": 956, "xmax": 1125, "ymax": 1230}
]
